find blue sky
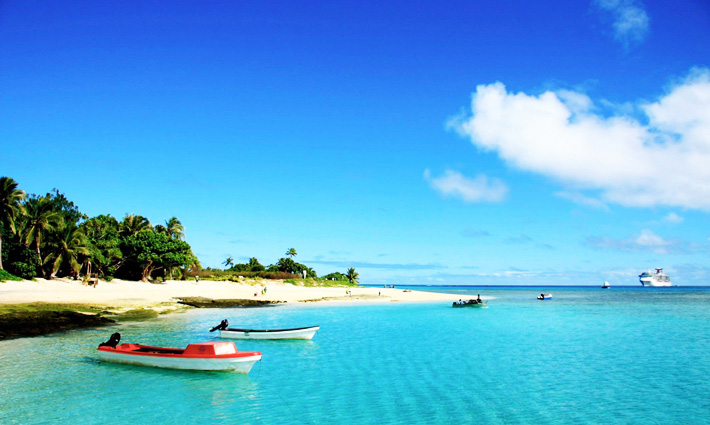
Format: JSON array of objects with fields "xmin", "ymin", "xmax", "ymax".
[{"xmin": 1, "ymin": 0, "xmax": 709, "ymax": 285}]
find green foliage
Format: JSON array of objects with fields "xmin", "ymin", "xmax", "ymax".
[
  {"xmin": 120, "ymin": 230, "xmax": 193, "ymax": 281},
  {"xmin": 19, "ymin": 194, "xmax": 63, "ymax": 276},
  {"xmin": 0, "ymin": 177, "xmax": 199, "ymax": 281},
  {"xmin": 247, "ymin": 257, "xmax": 265, "ymax": 271},
  {"xmin": 268, "ymin": 257, "xmax": 318, "ymax": 278},
  {"xmin": 230, "ymin": 257, "xmax": 266, "ymax": 272},
  {"xmin": 199, "ymin": 270, "xmax": 299, "ymax": 280},
  {"xmin": 1, "ymin": 229, "xmax": 39, "ymax": 279},
  {"xmin": 322, "ymin": 272, "xmax": 348, "ymax": 281},
  {"xmin": 80, "ymin": 215, "xmax": 123, "ymax": 278},
  {"xmin": 0, "ymin": 177, "xmax": 26, "ymax": 235},
  {"xmin": 43, "ymin": 222, "xmax": 90, "ymax": 277},
  {"xmin": 45, "ymin": 189, "xmax": 86, "ymax": 226},
  {"xmin": 0, "ymin": 268, "xmax": 22, "ymax": 281},
  {"xmin": 155, "ymin": 217, "xmax": 185, "ymax": 240},
  {"xmin": 285, "ymin": 278, "xmax": 358, "ymax": 287},
  {"xmin": 119, "ymin": 214, "xmax": 151, "ymax": 238},
  {"xmin": 346, "ymin": 267, "xmax": 359, "ymax": 284}
]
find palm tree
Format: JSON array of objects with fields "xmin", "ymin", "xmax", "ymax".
[
  {"xmin": 286, "ymin": 248, "xmax": 298, "ymax": 258},
  {"xmin": 165, "ymin": 217, "xmax": 184, "ymax": 240},
  {"xmin": 44, "ymin": 223, "xmax": 90, "ymax": 279},
  {"xmin": 276, "ymin": 257, "xmax": 297, "ymax": 273},
  {"xmin": 247, "ymin": 257, "xmax": 265, "ymax": 271},
  {"xmin": 20, "ymin": 194, "xmax": 63, "ymax": 277},
  {"xmin": 223, "ymin": 256, "xmax": 234, "ymax": 268},
  {"xmin": 120, "ymin": 214, "xmax": 151, "ymax": 237},
  {"xmin": 346, "ymin": 267, "xmax": 359, "ymax": 284},
  {"xmin": 0, "ymin": 177, "xmax": 26, "ymax": 270}
]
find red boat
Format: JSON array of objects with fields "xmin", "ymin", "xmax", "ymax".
[{"xmin": 96, "ymin": 333, "xmax": 261, "ymax": 373}]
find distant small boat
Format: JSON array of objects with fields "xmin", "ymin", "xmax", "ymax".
[
  {"xmin": 452, "ymin": 299, "xmax": 487, "ymax": 308},
  {"xmin": 210, "ymin": 320, "xmax": 319, "ymax": 340},
  {"xmin": 537, "ymin": 293, "xmax": 552, "ymax": 300},
  {"xmin": 602, "ymin": 281, "xmax": 610, "ymax": 289},
  {"xmin": 96, "ymin": 333, "xmax": 261, "ymax": 373}
]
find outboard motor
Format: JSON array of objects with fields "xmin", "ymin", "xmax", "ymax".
[
  {"xmin": 210, "ymin": 319, "xmax": 229, "ymax": 332},
  {"xmin": 98, "ymin": 332, "xmax": 121, "ymax": 348}
]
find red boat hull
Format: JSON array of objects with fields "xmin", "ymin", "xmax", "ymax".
[{"xmin": 97, "ymin": 341, "xmax": 261, "ymax": 373}]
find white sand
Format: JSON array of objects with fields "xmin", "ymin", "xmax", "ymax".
[{"xmin": 0, "ymin": 278, "xmax": 465, "ymax": 311}]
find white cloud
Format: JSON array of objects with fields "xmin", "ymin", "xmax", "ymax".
[
  {"xmin": 556, "ymin": 190, "xmax": 610, "ymax": 210},
  {"xmin": 634, "ymin": 229, "xmax": 671, "ymax": 251},
  {"xmin": 424, "ymin": 169, "xmax": 508, "ymax": 203},
  {"xmin": 450, "ymin": 68, "xmax": 710, "ymax": 211},
  {"xmin": 663, "ymin": 212, "xmax": 683, "ymax": 224},
  {"xmin": 587, "ymin": 229, "xmax": 692, "ymax": 254},
  {"xmin": 595, "ymin": 0, "xmax": 650, "ymax": 47}
]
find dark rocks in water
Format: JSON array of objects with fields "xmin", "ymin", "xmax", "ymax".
[
  {"xmin": 175, "ymin": 297, "xmax": 283, "ymax": 308},
  {"xmin": 0, "ymin": 311, "xmax": 115, "ymax": 341}
]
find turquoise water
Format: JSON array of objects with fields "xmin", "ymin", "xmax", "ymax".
[{"xmin": 2, "ymin": 287, "xmax": 710, "ymax": 424}]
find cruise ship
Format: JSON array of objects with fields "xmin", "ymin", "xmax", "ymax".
[{"xmin": 639, "ymin": 268, "xmax": 672, "ymax": 287}]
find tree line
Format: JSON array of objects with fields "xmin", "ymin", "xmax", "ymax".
[
  {"xmin": 1, "ymin": 177, "xmax": 361, "ymax": 285},
  {"xmin": 219, "ymin": 248, "xmax": 360, "ymax": 283},
  {"xmin": 0, "ymin": 177, "xmax": 197, "ymax": 281}
]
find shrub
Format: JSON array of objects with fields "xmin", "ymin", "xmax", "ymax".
[{"xmin": 0, "ymin": 269, "xmax": 22, "ymax": 282}]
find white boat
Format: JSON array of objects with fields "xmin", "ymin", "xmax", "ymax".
[
  {"xmin": 96, "ymin": 333, "xmax": 261, "ymax": 373},
  {"xmin": 537, "ymin": 293, "xmax": 552, "ymax": 300},
  {"xmin": 211, "ymin": 320, "xmax": 319, "ymax": 340},
  {"xmin": 602, "ymin": 281, "xmax": 610, "ymax": 289},
  {"xmin": 639, "ymin": 268, "xmax": 672, "ymax": 287}
]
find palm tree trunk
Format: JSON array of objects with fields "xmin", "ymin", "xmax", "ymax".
[
  {"xmin": 0, "ymin": 234, "xmax": 4, "ymax": 270},
  {"xmin": 35, "ymin": 243, "xmax": 45, "ymax": 278}
]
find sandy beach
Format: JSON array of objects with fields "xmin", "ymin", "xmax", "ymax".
[{"xmin": 0, "ymin": 278, "xmax": 466, "ymax": 311}]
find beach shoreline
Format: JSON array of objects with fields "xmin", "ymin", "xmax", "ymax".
[
  {"xmin": 0, "ymin": 278, "xmax": 465, "ymax": 307},
  {"xmin": 0, "ymin": 278, "xmax": 467, "ymax": 340}
]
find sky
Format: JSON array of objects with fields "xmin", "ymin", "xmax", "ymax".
[{"xmin": 1, "ymin": 0, "xmax": 709, "ymax": 286}]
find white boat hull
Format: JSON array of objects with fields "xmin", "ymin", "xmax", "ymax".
[
  {"xmin": 97, "ymin": 350, "xmax": 261, "ymax": 373},
  {"xmin": 639, "ymin": 278, "xmax": 672, "ymax": 287},
  {"xmin": 639, "ymin": 269, "xmax": 672, "ymax": 287},
  {"xmin": 219, "ymin": 326, "xmax": 319, "ymax": 340}
]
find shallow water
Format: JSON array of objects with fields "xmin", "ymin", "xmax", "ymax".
[{"xmin": 1, "ymin": 287, "xmax": 709, "ymax": 424}]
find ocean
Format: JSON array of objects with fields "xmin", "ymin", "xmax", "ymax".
[{"xmin": 1, "ymin": 286, "xmax": 709, "ymax": 424}]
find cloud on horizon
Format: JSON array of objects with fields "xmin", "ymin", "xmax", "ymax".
[
  {"xmin": 424, "ymin": 169, "xmax": 508, "ymax": 203},
  {"xmin": 449, "ymin": 68, "xmax": 710, "ymax": 212},
  {"xmin": 594, "ymin": 0, "xmax": 650, "ymax": 48},
  {"xmin": 586, "ymin": 229, "xmax": 700, "ymax": 254}
]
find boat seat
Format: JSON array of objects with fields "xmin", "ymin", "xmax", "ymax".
[{"xmin": 134, "ymin": 347, "xmax": 185, "ymax": 354}]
